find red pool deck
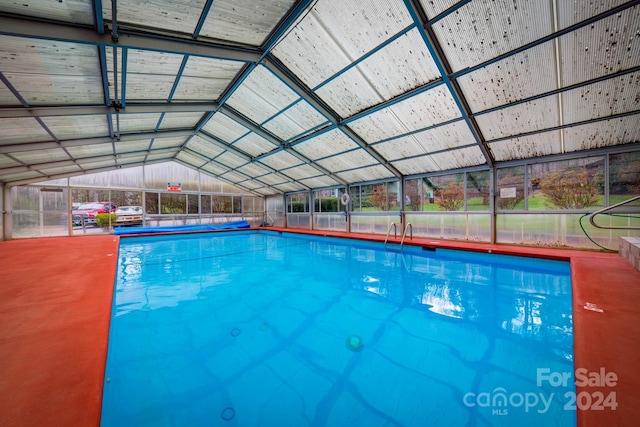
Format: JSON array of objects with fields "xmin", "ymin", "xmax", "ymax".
[{"xmin": 1, "ymin": 229, "xmax": 639, "ymax": 426}]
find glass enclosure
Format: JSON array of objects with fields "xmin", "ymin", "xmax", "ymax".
[
  {"xmin": 5, "ymin": 147, "xmax": 639, "ymax": 249},
  {"xmin": 7, "ymin": 162, "xmax": 262, "ymax": 238}
]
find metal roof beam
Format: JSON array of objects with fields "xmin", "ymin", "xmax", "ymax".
[
  {"xmin": 0, "ymin": 103, "xmax": 219, "ymax": 118},
  {"xmin": 404, "ymin": 0, "xmax": 494, "ymax": 168},
  {"xmin": 0, "ymin": 14, "xmax": 261, "ymax": 63},
  {"xmin": 263, "ymin": 56, "xmax": 404, "ymax": 180},
  {"xmin": 0, "ymin": 129, "xmax": 194, "ymax": 154}
]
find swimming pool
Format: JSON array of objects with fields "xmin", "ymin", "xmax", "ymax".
[{"xmin": 102, "ymin": 230, "xmax": 575, "ymax": 426}]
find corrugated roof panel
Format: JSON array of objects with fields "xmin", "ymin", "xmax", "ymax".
[
  {"xmin": 232, "ymin": 133, "xmax": 279, "ymax": 157},
  {"xmin": 172, "ymin": 57, "xmax": 243, "ymax": 101},
  {"xmin": 414, "ymin": 121, "xmax": 477, "ymax": 152},
  {"xmin": 39, "ymin": 164, "xmax": 81, "ymax": 176},
  {"xmin": 65, "ymin": 144, "xmax": 114, "ymax": 159},
  {"xmin": 115, "ymin": 140, "xmax": 154, "ymax": 154},
  {"xmin": 347, "ymin": 85, "xmax": 461, "ymax": 142},
  {"xmin": 125, "ymin": 74, "xmax": 179, "ymax": 102},
  {"xmin": 201, "ymin": 162, "xmax": 230, "ymax": 176},
  {"xmin": 563, "ymin": 115, "xmax": 640, "ymax": 152},
  {"xmin": 3, "ymin": 73, "xmax": 104, "ymax": 105},
  {"xmin": 0, "ymin": 156, "xmax": 21, "ymax": 168},
  {"xmin": 198, "ymin": 0, "xmax": 294, "ymax": 46},
  {"xmin": 373, "ymin": 121, "xmax": 475, "ymax": 160},
  {"xmin": 0, "ymin": 36, "xmax": 99, "ymax": 76},
  {"xmin": 316, "ymin": 149, "xmax": 377, "ymax": 172},
  {"xmin": 0, "ymin": 36, "xmax": 103, "ymax": 105},
  {"xmin": 226, "ymin": 66, "xmax": 300, "ymax": 124},
  {"xmin": 41, "ymin": 115, "xmax": 110, "ymax": 140},
  {"xmin": 457, "ymin": 43, "xmax": 557, "ymax": 112},
  {"xmin": 150, "ymin": 136, "xmax": 189, "ymax": 149},
  {"xmin": 256, "ymin": 173, "xmax": 287, "ymax": 186},
  {"xmin": 475, "ymin": 96, "xmax": 560, "ymax": 140},
  {"xmin": 335, "ymin": 164, "xmax": 394, "ymax": 183},
  {"xmin": 158, "ymin": 112, "xmax": 202, "ymax": 130},
  {"xmin": 181, "ymin": 56, "xmax": 244, "ymax": 79},
  {"xmin": 292, "ymin": 129, "xmax": 358, "ymax": 160},
  {"xmin": 103, "ymin": 0, "xmax": 205, "ymax": 36},
  {"xmin": 429, "ymin": 146, "xmax": 486, "ymax": 170},
  {"xmin": 559, "ymin": 8, "xmax": 640, "ymax": 87},
  {"xmin": 0, "ymin": 0, "xmax": 94, "ymax": 24},
  {"xmin": 172, "ymin": 76, "xmax": 232, "ymax": 101},
  {"xmin": 299, "ymin": 175, "xmax": 341, "ymax": 188},
  {"xmin": 215, "ymin": 151, "xmax": 250, "ymax": 169},
  {"xmin": 272, "ymin": 0, "xmax": 413, "ymax": 88},
  {"xmin": 0, "ymin": 81, "xmax": 17, "ymax": 105},
  {"xmin": 0, "ymin": 118, "xmax": 52, "ymax": 144},
  {"xmin": 239, "ymin": 180, "xmax": 263, "ymax": 190},
  {"xmin": 113, "ymin": 113, "xmax": 162, "ymax": 133},
  {"xmin": 235, "ymin": 162, "xmax": 271, "ymax": 178},
  {"xmin": 488, "ymin": 131, "xmax": 563, "ymax": 162},
  {"xmin": 186, "ymin": 135, "xmax": 226, "ymax": 159},
  {"xmin": 77, "ymin": 159, "xmax": 117, "ymax": 170},
  {"xmin": 557, "ymin": 0, "xmax": 630, "ymax": 30},
  {"xmin": 0, "ymin": 171, "xmax": 43, "ymax": 182},
  {"xmin": 433, "ymin": 1, "xmax": 553, "ymax": 72},
  {"xmin": 562, "ymin": 73, "xmax": 640, "ymax": 124},
  {"xmin": 124, "ymin": 50, "xmax": 184, "ymax": 101},
  {"xmin": 373, "ymin": 135, "xmax": 426, "ymax": 159},
  {"xmin": 119, "ymin": 156, "xmax": 147, "ymax": 166},
  {"xmin": 258, "ymin": 150, "xmax": 303, "ymax": 170},
  {"xmin": 273, "ymin": 182, "xmax": 306, "ymax": 193},
  {"xmin": 390, "ymin": 156, "xmax": 439, "ymax": 175},
  {"xmin": 11, "ymin": 147, "xmax": 70, "ymax": 164},
  {"xmin": 316, "ymin": 67, "xmax": 383, "ymax": 118},
  {"xmin": 253, "ymin": 187, "xmax": 275, "ymax": 196},
  {"xmin": 281, "ymin": 164, "xmax": 322, "ymax": 181},
  {"xmin": 317, "ymin": 29, "xmax": 440, "ymax": 117},
  {"xmin": 220, "ymin": 170, "xmax": 247, "ymax": 183},
  {"xmin": 418, "ymin": 0, "xmax": 460, "ymax": 19},
  {"xmin": 176, "ymin": 150, "xmax": 208, "ymax": 168},
  {"xmin": 262, "ymin": 100, "xmax": 329, "ymax": 141},
  {"xmin": 201, "ymin": 113, "xmax": 249, "ymax": 143}
]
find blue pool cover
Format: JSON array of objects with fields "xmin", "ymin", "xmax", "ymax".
[{"xmin": 113, "ymin": 220, "xmax": 251, "ymax": 235}]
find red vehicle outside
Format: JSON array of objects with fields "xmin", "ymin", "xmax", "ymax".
[{"xmin": 72, "ymin": 202, "xmax": 117, "ymax": 226}]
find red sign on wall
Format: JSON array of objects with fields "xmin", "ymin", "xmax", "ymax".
[{"xmin": 167, "ymin": 182, "xmax": 182, "ymax": 192}]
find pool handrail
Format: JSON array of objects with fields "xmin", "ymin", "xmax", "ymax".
[
  {"xmin": 400, "ymin": 223, "xmax": 413, "ymax": 248},
  {"xmin": 588, "ymin": 195, "xmax": 640, "ymax": 230},
  {"xmin": 384, "ymin": 222, "xmax": 397, "ymax": 247}
]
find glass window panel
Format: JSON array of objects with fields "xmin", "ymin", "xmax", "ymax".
[
  {"xmin": 201, "ymin": 195, "xmax": 212, "ymax": 214},
  {"xmin": 187, "ymin": 194, "xmax": 199, "ymax": 214},
  {"xmin": 313, "ymin": 188, "xmax": 341, "ymax": 213},
  {"xmin": 404, "ymin": 178, "xmax": 422, "ymax": 211},
  {"xmin": 610, "ymin": 151, "xmax": 640, "ymax": 204},
  {"xmin": 213, "ymin": 195, "xmax": 232, "ymax": 213},
  {"xmin": 428, "ymin": 173, "xmax": 465, "ymax": 211},
  {"xmin": 145, "ymin": 192, "xmax": 159, "ymax": 214},
  {"xmin": 529, "ymin": 158, "xmax": 604, "ymax": 210},
  {"xmin": 497, "ymin": 167, "xmax": 525, "ymax": 210},
  {"xmin": 467, "ymin": 171, "xmax": 490, "ymax": 211},
  {"xmin": 161, "ymin": 193, "xmax": 186, "ymax": 214},
  {"xmin": 287, "ymin": 192, "xmax": 309, "ymax": 213},
  {"xmin": 110, "ymin": 191, "xmax": 142, "ymax": 207},
  {"xmin": 387, "ymin": 181, "xmax": 400, "ymax": 211},
  {"xmin": 233, "ymin": 196, "xmax": 242, "ymax": 214}
]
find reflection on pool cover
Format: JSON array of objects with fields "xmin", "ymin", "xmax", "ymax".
[{"xmin": 102, "ymin": 231, "xmax": 575, "ymax": 426}]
